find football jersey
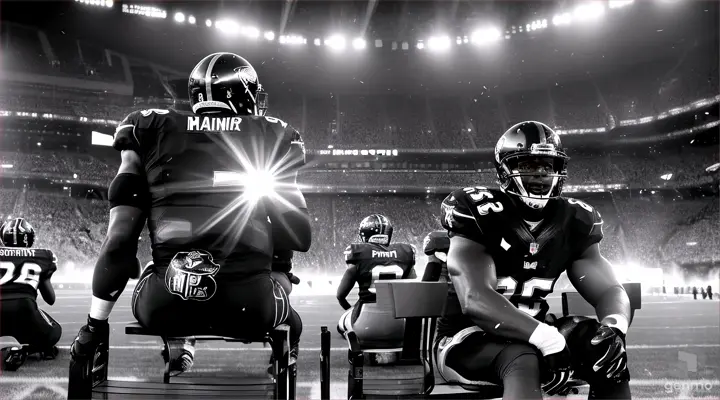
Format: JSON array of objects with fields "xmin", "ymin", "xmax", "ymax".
[
  {"xmin": 437, "ymin": 186, "xmax": 603, "ymax": 338},
  {"xmin": 344, "ymin": 242, "xmax": 416, "ymax": 303},
  {"xmin": 113, "ymin": 108, "xmax": 306, "ymax": 278},
  {"xmin": 0, "ymin": 247, "xmax": 57, "ymax": 300}
]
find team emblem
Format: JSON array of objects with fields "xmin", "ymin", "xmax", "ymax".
[
  {"xmin": 529, "ymin": 242, "xmax": 539, "ymax": 255},
  {"xmin": 164, "ymin": 250, "xmax": 221, "ymax": 301}
]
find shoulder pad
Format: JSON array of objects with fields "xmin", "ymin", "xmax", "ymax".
[
  {"xmin": 565, "ymin": 197, "xmax": 604, "ymax": 251},
  {"xmin": 344, "ymin": 243, "xmax": 365, "ymax": 264},
  {"xmin": 113, "ymin": 109, "xmax": 171, "ymax": 152},
  {"xmin": 440, "ymin": 189, "xmax": 482, "ymax": 237},
  {"xmin": 423, "ymin": 231, "xmax": 450, "ymax": 255}
]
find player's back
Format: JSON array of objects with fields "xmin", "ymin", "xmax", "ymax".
[
  {"xmin": 345, "ymin": 242, "xmax": 416, "ymax": 303},
  {"xmin": 114, "ymin": 108, "xmax": 304, "ymax": 278},
  {"xmin": 0, "ymin": 247, "xmax": 56, "ymax": 300}
]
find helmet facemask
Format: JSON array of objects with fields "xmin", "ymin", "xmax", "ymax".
[{"xmin": 497, "ymin": 145, "xmax": 568, "ymax": 210}]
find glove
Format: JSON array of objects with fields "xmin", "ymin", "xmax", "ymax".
[
  {"xmin": 70, "ymin": 315, "xmax": 109, "ymax": 360},
  {"xmin": 541, "ymin": 344, "xmax": 574, "ymax": 396},
  {"xmin": 590, "ymin": 324, "xmax": 628, "ymax": 380},
  {"xmin": 287, "ymin": 272, "xmax": 301, "ymax": 285}
]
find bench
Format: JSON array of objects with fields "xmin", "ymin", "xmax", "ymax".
[
  {"xmin": 67, "ymin": 322, "xmax": 296, "ymax": 400},
  {"xmin": 334, "ymin": 280, "xmax": 642, "ymax": 399}
]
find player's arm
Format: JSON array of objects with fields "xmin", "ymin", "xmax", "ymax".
[
  {"xmin": 90, "ymin": 149, "xmax": 149, "ymax": 321},
  {"xmin": 447, "ymin": 235, "xmax": 544, "ymax": 341},
  {"xmin": 336, "ymin": 265, "xmax": 358, "ymax": 310},
  {"xmin": 265, "ymin": 129, "xmax": 311, "ymax": 252},
  {"xmin": 38, "ymin": 252, "xmax": 58, "ymax": 305},
  {"xmin": 422, "ymin": 253, "xmax": 443, "ymax": 282},
  {"xmin": 567, "ymin": 243, "xmax": 631, "ymax": 333}
]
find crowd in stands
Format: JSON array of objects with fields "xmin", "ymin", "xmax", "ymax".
[
  {"xmin": 1, "ymin": 24, "xmax": 718, "ymax": 150},
  {"xmin": 0, "ymin": 189, "xmax": 716, "ymax": 278}
]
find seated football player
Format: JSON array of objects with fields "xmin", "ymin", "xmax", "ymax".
[
  {"xmin": 0, "ymin": 218, "xmax": 62, "ymax": 369},
  {"xmin": 70, "ymin": 52, "xmax": 311, "ymax": 377},
  {"xmin": 436, "ymin": 121, "xmax": 632, "ymax": 400},
  {"xmin": 336, "ymin": 214, "xmax": 417, "ymax": 349}
]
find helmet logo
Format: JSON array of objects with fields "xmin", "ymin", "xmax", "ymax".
[
  {"xmin": 198, "ymin": 93, "xmax": 204, "ymax": 102},
  {"xmin": 234, "ymin": 66, "xmax": 258, "ymax": 85},
  {"xmin": 226, "ymin": 89, "xmax": 233, "ymax": 99}
]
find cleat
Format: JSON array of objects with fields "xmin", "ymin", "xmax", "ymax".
[
  {"xmin": 1, "ymin": 346, "xmax": 28, "ymax": 371},
  {"xmin": 162, "ymin": 338, "xmax": 196, "ymax": 377}
]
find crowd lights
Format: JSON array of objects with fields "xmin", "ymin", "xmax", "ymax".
[
  {"xmin": 427, "ymin": 35, "xmax": 451, "ymax": 52},
  {"xmin": 324, "ymin": 35, "xmax": 346, "ymax": 51},
  {"xmin": 352, "ymin": 38, "xmax": 367, "ymax": 50},
  {"xmin": 471, "ymin": 27, "xmax": 502, "ymax": 45},
  {"xmin": 122, "ymin": 3, "xmax": 166, "ymax": 18},
  {"xmin": 280, "ymin": 35, "xmax": 306, "ymax": 45},
  {"xmin": 76, "ymin": 0, "xmax": 113, "ymax": 8},
  {"xmin": 174, "ymin": 12, "xmax": 185, "ymax": 23},
  {"xmin": 526, "ymin": 19, "xmax": 548, "ymax": 32},
  {"xmin": 573, "ymin": 2, "xmax": 606, "ymax": 21}
]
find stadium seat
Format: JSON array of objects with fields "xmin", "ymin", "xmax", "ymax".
[
  {"xmin": 67, "ymin": 322, "xmax": 296, "ymax": 400},
  {"xmin": 336, "ymin": 280, "xmax": 643, "ymax": 400}
]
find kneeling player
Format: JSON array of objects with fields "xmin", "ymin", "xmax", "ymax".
[
  {"xmin": 437, "ymin": 121, "xmax": 632, "ymax": 400},
  {"xmin": 0, "ymin": 218, "xmax": 62, "ymax": 369},
  {"xmin": 70, "ymin": 52, "xmax": 311, "ymax": 376},
  {"xmin": 336, "ymin": 214, "xmax": 416, "ymax": 348}
]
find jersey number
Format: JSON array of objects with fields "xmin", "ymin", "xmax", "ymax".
[
  {"xmin": 496, "ymin": 277, "xmax": 555, "ymax": 317},
  {"xmin": 0, "ymin": 262, "xmax": 42, "ymax": 289},
  {"xmin": 568, "ymin": 198, "xmax": 594, "ymax": 214},
  {"xmin": 466, "ymin": 187, "xmax": 504, "ymax": 216},
  {"xmin": 368, "ymin": 264, "xmax": 404, "ymax": 294}
]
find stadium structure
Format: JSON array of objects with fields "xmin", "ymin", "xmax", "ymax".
[{"xmin": 0, "ymin": 1, "xmax": 718, "ymax": 398}]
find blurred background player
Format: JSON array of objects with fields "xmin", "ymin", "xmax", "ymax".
[
  {"xmin": 336, "ymin": 214, "xmax": 416, "ymax": 349},
  {"xmin": 0, "ymin": 218, "xmax": 62, "ymax": 371},
  {"xmin": 421, "ymin": 230, "xmax": 450, "ymax": 283},
  {"xmin": 69, "ymin": 52, "xmax": 311, "ymax": 376},
  {"xmin": 437, "ymin": 121, "xmax": 632, "ymax": 399}
]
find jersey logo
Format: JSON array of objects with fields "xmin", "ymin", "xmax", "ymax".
[
  {"xmin": 523, "ymin": 261, "xmax": 538, "ymax": 270},
  {"xmin": 164, "ymin": 250, "xmax": 220, "ymax": 301},
  {"xmin": 529, "ymin": 242, "xmax": 539, "ymax": 255}
]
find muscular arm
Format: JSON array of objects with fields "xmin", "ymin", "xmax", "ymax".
[
  {"xmin": 422, "ymin": 254, "xmax": 443, "ymax": 282},
  {"xmin": 568, "ymin": 243, "xmax": 632, "ymax": 332},
  {"xmin": 90, "ymin": 150, "xmax": 148, "ymax": 320},
  {"xmin": 336, "ymin": 265, "xmax": 357, "ymax": 310},
  {"xmin": 447, "ymin": 235, "xmax": 541, "ymax": 342}
]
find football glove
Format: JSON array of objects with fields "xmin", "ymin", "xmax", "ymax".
[
  {"xmin": 70, "ymin": 315, "xmax": 109, "ymax": 360},
  {"xmin": 540, "ymin": 344, "xmax": 574, "ymax": 396},
  {"xmin": 287, "ymin": 272, "xmax": 301, "ymax": 285},
  {"xmin": 590, "ymin": 324, "xmax": 628, "ymax": 380}
]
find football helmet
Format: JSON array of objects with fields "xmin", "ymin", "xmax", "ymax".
[
  {"xmin": 188, "ymin": 52, "xmax": 268, "ymax": 116},
  {"xmin": 0, "ymin": 218, "xmax": 35, "ymax": 248},
  {"xmin": 494, "ymin": 121, "xmax": 569, "ymax": 210},
  {"xmin": 358, "ymin": 214, "xmax": 393, "ymax": 246}
]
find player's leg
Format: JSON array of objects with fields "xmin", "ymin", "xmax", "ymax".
[
  {"xmin": 351, "ymin": 302, "xmax": 405, "ymax": 349},
  {"xmin": 1, "ymin": 298, "xmax": 61, "ymax": 358},
  {"xmin": 435, "ymin": 327, "xmax": 543, "ymax": 400},
  {"xmin": 337, "ymin": 307, "xmax": 353, "ymax": 337},
  {"xmin": 555, "ymin": 316, "xmax": 631, "ymax": 400}
]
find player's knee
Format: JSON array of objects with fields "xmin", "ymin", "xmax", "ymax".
[{"xmin": 496, "ymin": 343, "xmax": 541, "ymax": 380}]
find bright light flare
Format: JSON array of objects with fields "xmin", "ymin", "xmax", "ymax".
[
  {"xmin": 174, "ymin": 12, "xmax": 185, "ymax": 23},
  {"xmin": 427, "ymin": 35, "xmax": 451, "ymax": 51},
  {"xmin": 608, "ymin": 0, "xmax": 634, "ymax": 8},
  {"xmin": 325, "ymin": 35, "xmax": 346, "ymax": 51},
  {"xmin": 573, "ymin": 2, "xmax": 606, "ymax": 21},
  {"xmin": 213, "ymin": 170, "xmax": 277, "ymax": 202},
  {"xmin": 243, "ymin": 26, "xmax": 260, "ymax": 39},
  {"xmin": 552, "ymin": 13, "xmax": 573, "ymax": 26},
  {"xmin": 352, "ymin": 37, "xmax": 366, "ymax": 50},
  {"xmin": 188, "ymin": 15, "xmax": 196, "ymax": 24},
  {"xmin": 215, "ymin": 19, "xmax": 240, "ymax": 35},
  {"xmin": 264, "ymin": 31, "xmax": 275, "ymax": 41},
  {"xmin": 471, "ymin": 27, "xmax": 501, "ymax": 45}
]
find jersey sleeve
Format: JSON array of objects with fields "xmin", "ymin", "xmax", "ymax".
[
  {"xmin": 344, "ymin": 244, "xmax": 361, "ymax": 265},
  {"xmin": 569, "ymin": 199, "xmax": 604, "ymax": 256},
  {"xmin": 113, "ymin": 111, "xmax": 142, "ymax": 152},
  {"xmin": 39, "ymin": 249, "xmax": 58, "ymax": 281},
  {"xmin": 440, "ymin": 189, "xmax": 486, "ymax": 244}
]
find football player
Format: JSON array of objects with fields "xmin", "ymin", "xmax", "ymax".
[
  {"xmin": 0, "ymin": 218, "xmax": 62, "ymax": 370},
  {"xmin": 437, "ymin": 121, "xmax": 632, "ymax": 399},
  {"xmin": 70, "ymin": 53, "xmax": 311, "ymax": 376},
  {"xmin": 336, "ymin": 214, "xmax": 417, "ymax": 347}
]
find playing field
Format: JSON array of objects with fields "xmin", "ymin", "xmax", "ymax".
[{"xmin": 1, "ymin": 291, "xmax": 718, "ymax": 400}]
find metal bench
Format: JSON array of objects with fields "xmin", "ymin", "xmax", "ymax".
[
  {"xmin": 332, "ymin": 281, "xmax": 642, "ymax": 399},
  {"xmin": 67, "ymin": 322, "xmax": 296, "ymax": 400}
]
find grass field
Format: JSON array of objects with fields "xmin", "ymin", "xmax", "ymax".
[{"xmin": 1, "ymin": 290, "xmax": 719, "ymax": 400}]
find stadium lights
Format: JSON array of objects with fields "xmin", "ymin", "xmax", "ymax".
[
  {"xmin": 324, "ymin": 35, "xmax": 346, "ymax": 51},
  {"xmin": 174, "ymin": 12, "xmax": 185, "ymax": 23},
  {"xmin": 573, "ymin": 2, "xmax": 606, "ymax": 21},
  {"xmin": 264, "ymin": 31, "xmax": 275, "ymax": 41},
  {"xmin": 352, "ymin": 38, "xmax": 367, "ymax": 50},
  {"xmin": 215, "ymin": 19, "xmax": 241, "ymax": 35},
  {"xmin": 76, "ymin": 0, "xmax": 113, "ymax": 8},
  {"xmin": 205, "ymin": 19, "xmax": 213, "ymax": 27},
  {"xmin": 416, "ymin": 41, "xmax": 425, "ymax": 50},
  {"xmin": 243, "ymin": 26, "xmax": 260, "ymax": 39},
  {"xmin": 471, "ymin": 27, "xmax": 502, "ymax": 45},
  {"xmin": 609, "ymin": 0, "xmax": 634, "ymax": 8},
  {"xmin": 188, "ymin": 15, "xmax": 196, "ymax": 25},
  {"xmin": 552, "ymin": 12, "xmax": 573, "ymax": 26},
  {"xmin": 280, "ymin": 35, "xmax": 305, "ymax": 45},
  {"xmin": 527, "ymin": 19, "xmax": 548, "ymax": 32},
  {"xmin": 427, "ymin": 35, "xmax": 451, "ymax": 52},
  {"xmin": 314, "ymin": 38, "xmax": 322, "ymax": 46}
]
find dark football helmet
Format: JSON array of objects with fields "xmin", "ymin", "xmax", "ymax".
[
  {"xmin": 188, "ymin": 52, "xmax": 268, "ymax": 116},
  {"xmin": 358, "ymin": 214, "xmax": 393, "ymax": 246},
  {"xmin": 494, "ymin": 121, "xmax": 569, "ymax": 210},
  {"xmin": 1, "ymin": 218, "xmax": 35, "ymax": 248}
]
